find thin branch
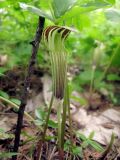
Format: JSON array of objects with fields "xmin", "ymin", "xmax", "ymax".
[{"xmin": 12, "ymin": 16, "xmax": 45, "ymax": 160}]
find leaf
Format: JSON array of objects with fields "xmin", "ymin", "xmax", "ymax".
[
  {"xmin": 19, "ymin": 3, "xmax": 54, "ymax": 21},
  {"xmin": 35, "ymin": 108, "xmax": 46, "ymax": 120},
  {"xmin": 0, "ymin": 90, "xmax": 9, "ymax": 99},
  {"xmin": 0, "ymin": 67, "xmax": 7, "ymax": 76},
  {"xmin": 64, "ymin": 140, "xmax": 71, "ymax": 151},
  {"xmin": 106, "ymin": 0, "xmax": 115, "ymax": 4},
  {"xmin": 87, "ymin": 139, "xmax": 104, "ymax": 152},
  {"xmin": 10, "ymin": 98, "xmax": 21, "ymax": 105},
  {"xmin": 81, "ymin": 140, "xmax": 89, "ymax": 149},
  {"xmin": 0, "ymin": 1, "xmax": 8, "ymax": 8},
  {"xmin": 34, "ymin": 119, "xmax": 44, "ymax": 126},
  {"xmin": 76, "ymin": 132, "xmax": 87, "ymax": 141},
  {"xmin": 88, "ymin": 131, "xmax": 95, "ymax": 139},
  {"xmin": 72, "ymin": 146, "xmax": 83, "ymax": 157},
  {"xmin": 52, "ymin": 0, "xmax": 77, "ymax": 18},
  {"xmin": 71, "ymin": 95, "xmax": 87, "ymax": 105},
  {"xmin": 81, "ymin": 0, "xmax": 110, "ymax": 8},
  {"xmin": 105, "ymin": 9, "xmax": 120, "ymax": 22},
  {"xmin": 48, "ymin": 119, "xmax": 58, "ymax": 128},
  {"xmin": 0, "ymin": 128, "xmax": 14, "ymax": 140},
  {"xmin": 107, "ymin": 74, "xmax": 120, "ymax": 81},
  {"xmin": 0, "ymin": 152, "xmax": 19, "ymax": 158}
]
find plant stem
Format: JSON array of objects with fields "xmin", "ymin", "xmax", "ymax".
[
  {"xmin": 42, "ymin": 94, "xmax": 54, "ymax": 141},
  {"xmin": 57, "ymin": 100, "xmax": 62, "ymax": 149},
  {"xmin": 34, "ymin": 94, "xmax": 54, "ymax": 160},
  {"xmin": 60, "ymin": 80, "xmax": 73, "ymax": 158},
  {"xmin": 12, "ymin": 16, "xmax": 45, "ymax": 160},
  {"xmin": 61, "ymin": 83, "xmax": 67, "ymax": 148},
  {"xmin": 67, "ymin": 82, "xmax": 73, "ymax": 155},
  {"xmin": 89, "ymin": 65, "xmax": 96, "ymax": 95}
]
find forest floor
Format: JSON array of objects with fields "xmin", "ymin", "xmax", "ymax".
[{"xmin": 0, "ymin": 66, "xmax": 120, "ymax": 160}]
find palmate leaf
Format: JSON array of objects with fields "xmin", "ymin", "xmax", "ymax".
[
  {"xmin": 59, "ymin": 0, "xmax": 115, "ymax": 28},
  {"xmin": 19, "ymin": 3, "xmax": 54, "ymax": 22},
  {"xmin": 52, "ymin": 0, "xmax": 77, "ymax": 18}
]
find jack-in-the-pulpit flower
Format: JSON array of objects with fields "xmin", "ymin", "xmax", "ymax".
[{"xmin": 43, "ymin": 26, "xmax": 71, "ymax": 99}]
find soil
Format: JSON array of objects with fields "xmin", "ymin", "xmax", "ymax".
[{"xmin": 0, "ymin": 66, "xmax": 44, "ymax": 99}]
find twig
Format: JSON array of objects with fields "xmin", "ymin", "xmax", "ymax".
[{"xmin": 12, "ymin": 16, "xmax": 45, "ymax": 160}]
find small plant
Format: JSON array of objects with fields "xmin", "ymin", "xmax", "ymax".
[{"xmin": 35, "ymin": 25, "xmax": 73, "ymax": 159}]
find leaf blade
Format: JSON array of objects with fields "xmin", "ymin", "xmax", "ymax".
[
  {"xmin": 19, "ymin": 3, "xmax": 54, "ymax": 21},
  {"xmin": 52, "ymin": 0, "xmax": 77, "ymax": 18}
]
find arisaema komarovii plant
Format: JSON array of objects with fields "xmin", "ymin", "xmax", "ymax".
[{"xmin": 41, "ymin": 26, "xmax": 74, "ymax": 158}]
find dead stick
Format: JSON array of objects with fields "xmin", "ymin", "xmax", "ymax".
[{"xmin": 12, "ymin": 16, "xmax": 45, "ymax": 160}]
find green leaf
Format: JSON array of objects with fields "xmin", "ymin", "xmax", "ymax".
[
  {"xmin": 45, "ymin": 135, "xmax": 56, "ymax": 141},
  {"xmin": 72, "ymin": 146, "xmax": 83, "ymax": 157},
  {"xmin": 87, "ymin": 139, "xmax": 104, "ymax": 152},
  {"xmin": 0, "ymin": 152, "xmax": 18, "ymax": 158},
  {"xmin": 81, "ymin": 0, "xmax": 110, "ymax": 8},
  {"xmin": 106, "ymin": 0, "xmax": 115, "ymax": 4},
  {"xmin": 64, "ymin": 140, "xmax": 71, "ymax": 151},
  {"xmin": 35, "ymin": 108, "xmax": 46, "ymax": 120},
  {"xmin": 76, "ymin": 132, "xmax": 87, "ymax": 141},
  {"xmin": 0, "ymin": 1, "xmax": 9, "ymax": 8},
  {"xmin": 34, "ymin": 119, "xmax": 44, "ymax": 126},
  {"xmin": 19, "ymin": 3, "xmax": 54, "ymax": 21},
  {"xmin": 81, "ymin": 140, "xmax": 89, "ymax": 148},
  {"xmin": 107, "ymin": 74, "xmax": 120, "ymax": 81},
  {"xmin": 0, "ymin": 128, "xmax": 14, "ymax": 140},
  {"xmin": 105, "ymin": 9, "xmax": 120, "ymax": 22},
  {"xmin": 52, "ymin": 0, "xmax": 77, "ymax": 18},
  {"xmin": 0, "ymin": 67, "xmax": 7, "ymax": 76},
  {"xmin": 10, "ymin": 98, "xmax": 21, "ymax": 105},
  {"xmin": 71, "ymin": 95, "xmax": 87, "ymax": 106},
  {"xmin": 0, "ymin": 90, "xmax": 9, "ymax": 99},
  {"xmin": 48, "ymin": 119, "xmax": 58, "ymax": 128},
  {"xmin": 88, "ymin": 131, "xmax": 95, "ymax": 139}
]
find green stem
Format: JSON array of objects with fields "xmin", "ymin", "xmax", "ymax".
[
  {"xmin": 0, "ymin": 96, "xmax": 35, "ymax": 123},
  {"xmin": 60, "ymin": 60, "xmax": 68, "ymax": 147},
  {"xmin": 61, "ymin": 86, "xmax": 67, "ymax": 148},
  {"xmin": 57, "ymin": 100, "xmax": 62, "ymax": 149},
  {"xmin": 42, "ymin": 94, "xmax": 54, "ymax": 141},
  {"xmin": 89, "ymin": 65, "xmax": 96, "ymax": 97},
  {"xmin": 66, "ymin": 82, "xmax": 73, "ymax": 153}
]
